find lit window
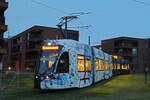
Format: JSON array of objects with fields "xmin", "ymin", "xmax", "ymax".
[
  {"xmin": 122, "ymin": 64, "xmax": 127, "ymax": 70},
  {"xmin": 86, "ymin": 57, "xmax": 91, "ymax": 71},
  {"xmin": 49, "ymin": 61, "xmax": 54, "ymax": 69},
  {"xmin": 114, "ymin": 63, "xmax": 117, "ymax": 69},
  {"xmin": 96, "ymin": 59, "xmax": 103, "ymax": 71},
  {"xmin": 101, "ymin": 60, "xmax": 104, "ymax": 70},
  {"xmin": 99, "ymin": 59, "xmax": 103, "ymax": 70},
  {"xmin": 117, "ymin": 63, "xmax": 120, "ymax": 69},
  {"xmin": 105, "ymin": 61, "xmax": 109, "ymax": 70},
  {"xmin": 113, "ymin": 56, "xmax": 118, "ymax": 59},
  {"xmin": 98, "ymin": 59, "xmax": 101, "ymax": 70},
  {"xmin": 110, "ymin": 63, "xmax": 113, "ymax": 70},
  {"xmin": 96, "ymin": 58, "xmax": 99, "ymax": 70},
  {"xmin": 78, "ymin": 55, "xmax": 84, "ymax": 72},
  {"xmin": 99, "ymin": 47, "xmax": 102, "ymax": 50}
]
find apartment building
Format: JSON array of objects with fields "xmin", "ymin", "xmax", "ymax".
[
  {"xmin": 0, "ymin": 0, "xmax": 8, "ymax": 64},
  {"xmin": 7, "ymin": 25, "xmax": 79, "ymax": 72},
  {"xmin": 97, "ymin": 37, "xmax": 150, "ymax": 72}
]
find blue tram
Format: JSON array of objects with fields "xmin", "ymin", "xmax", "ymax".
[{"xmin": 34, "ymin": 39, "xmax": 130, "ymax": 90}]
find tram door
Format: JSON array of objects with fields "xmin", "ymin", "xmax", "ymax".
[
  {"xmin": 104, "ymin": 55, "xmax": 112, "ymax": 79},
  {"xmin": 56, "ymin": 52, "xmax": 69, "ymax": 73},
  {"xmin": 55, "ymin": 52, "xmax": 69, "ymax": 87}
]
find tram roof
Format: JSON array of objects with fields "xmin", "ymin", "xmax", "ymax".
[{"xmin": 43, "ymin": 39, "xmax": 89, "ymax": 46}]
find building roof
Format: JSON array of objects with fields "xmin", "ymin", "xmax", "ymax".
[
  {"xmin": 102, "ymin": 36, "xmax": 146, "ymax": 42},
  {"xmin": 8, "ymin": 25, "xmax": 79, "ymax": 40}
]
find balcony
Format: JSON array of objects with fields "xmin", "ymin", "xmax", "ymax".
[
  {"xmin": 26, "ymin": 48, "xmax": 40, "ymax": 52},
  {"xmin": 116, "ymin": 52, "xmax": 133, "ymax": 57},
  {"xmin": 28, "ymin": 38, "xmax": 43, "ymax": 42},
  {"xmin": 0, "ymin": 25, "xmax": 7, "ymax": 31},
  {"xmin": 0, "ymin": 48, "xmax": 6, "ymax": 54},
  {"xmin": 115, "ymin": 43, "xmax": 133, "ymax": 48},
  {"xmin": 0, "ymin": 0, "xmax": 8, "ymax": 11},
  {"xmin": 114, "ymin": 40, "xmax": 138, "ymax": 48},
  {"xmin": 26, "ymin": 41, "xmax": 42, "ymax": 51}
]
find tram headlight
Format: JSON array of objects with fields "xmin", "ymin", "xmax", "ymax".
[
  {"xmin": 35, "ymin": 75, "xmax": 39, "ymax": 79},
  {"xmin": 45, "ymin": 75, "xmax": 50, "ymax": 79},
  {"xmin": 47, "ymin": 42, "xmax": 51, "ymax": 45}
]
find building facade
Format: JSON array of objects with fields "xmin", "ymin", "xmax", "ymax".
[
  {"xmin": 7, "ymin": 25, "xmax": 79, "ymax": 72},
  {"xmin": 99, "ymin": 37, "xmax": 150, "ymax": 72},
  {"xmin": 0, "ymin": 0, "xmax": 8, "ymax": 63}
]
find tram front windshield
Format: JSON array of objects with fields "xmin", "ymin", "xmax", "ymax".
[{"xmin": 39, "ymin": 50, "xmax": 60, "ymax": 74}]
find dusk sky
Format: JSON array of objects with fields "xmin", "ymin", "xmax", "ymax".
[{"xmin": 5, "ymin": 0, "xmax": 150, "ymax": 45}]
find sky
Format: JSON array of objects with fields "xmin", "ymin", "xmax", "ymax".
[{"xmin": 4, "ymin": 0, "xmax": 150, "ymax": 45}]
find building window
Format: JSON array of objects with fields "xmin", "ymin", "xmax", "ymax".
[
  {"xmin": 27, "ymin": 33, "xmax": 30, "ymax": 40},
  {"xmin": 132, "ymin": 48, "xmax": 137, "ymax": 56},
  {"xmin": 118, "ymin": 49, "xmax": 123, "ymax": 54},
  {"xmin": 19, "ymin": 46, "xmax": 22, "ymax": 52}
]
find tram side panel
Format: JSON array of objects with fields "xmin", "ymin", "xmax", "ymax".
[
  {"xmin": 104, "ymin": 53, "xmax": 112, "ymax": 79},
  {"xmin": 109, "ymin": 56, "xmax": 113, "ymax": 78},
  {"xmin": 93, "ymin": 48, "xmax": 105, "ymax": 83},
  {"xmin": 75, "ymin": 43, "xmax": 93, "ymax": 88},
  {"xmin": 68, "ymin": 48, "xmax": 80, "ymax": 88}
]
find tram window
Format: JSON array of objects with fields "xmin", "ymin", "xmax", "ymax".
[
  {"xmin": 96, "ymin": 58, "xmax": 99, "ymax": 71},
  {"xmin": 128, "ymin": 64, "xmax": 130, "ymax": 69},
  {"xmin": 96, "ymin": 58, "xmax": 103, "ymax": 71},
  {"xmin": 86, "ymin": 57, "xmax": 91, "ymax": 71},
  {"xmin": 101, "ymin": 60, "xmax": 104, "ymax": 70},
  {"xmin": 49, "ymin": 61, "xmax": 54, "ymax": 69},
  {"xmin": 112, "ymin": 63, "xmax": 115, "ymax": 70},
  {"xmin": 114, "ymin": 63, "xmax": 117, "ymax": 69},
  {"xmin": 78, "ymin": 55, "xmax": 85, "ymax": 72},
  {"xmin": 117, "ymin": 63, "xmax": 120, "ymax": 70},
  {"xmin": 110, "ymin": 63, "xmax": 113, "ymax": 70},
  {"xmin": 122, "ymin": 65, "xmax": 125, "ymax": 69},
  {"xmin": 126, "ymin": 64, "xmax": 129, "ymax": 69},
  {"xmin": 108, "ymin": 62, "xmax": 110, "ymax": 70},
  {"xmin": 99, "ymin": 59, "xmax": 103, "ymax": 70},
  {"xmin": 105, "ymin": 61, "xmax": 109, "ymax": 70},
  {"xmin": 56, "ymin": 52, "xmax": 69, "ymax": 73},
  {"xmin": 98, "ymin": 59, "xmax": 101, "ymax": 70}
]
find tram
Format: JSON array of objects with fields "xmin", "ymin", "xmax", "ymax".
[{"xmin": 34, "ymin": 39, "xmax": 130, "ymax": 90}]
